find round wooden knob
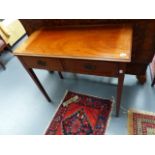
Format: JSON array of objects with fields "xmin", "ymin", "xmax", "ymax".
[{"xmin": 119, "ymin": 69, "xmax": 123, "ymax": 74}]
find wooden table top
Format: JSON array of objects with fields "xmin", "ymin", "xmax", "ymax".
[{"xmin": 14, "ymin": 26, "xmax": 132, "ymax": 62}]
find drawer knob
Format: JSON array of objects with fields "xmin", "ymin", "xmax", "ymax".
[
  {"xmin": 37, "ymin": 60, "xmax": 47, "ymax": 66},
  {"xmin": 84, "ymin": 63, "xmax": 96, "ymax": 70},
  {"xmin": 119, "ymin": 69, "xmax": 123, "ymax": 74}
]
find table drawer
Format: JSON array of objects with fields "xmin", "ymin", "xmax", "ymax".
[
  {"xmin": 62, "ymin": 59, "xmax": 119, "ymax": 76},
  {"xmin": 21, "ymin": 56, "xmax": 63, "ymax": 70}
]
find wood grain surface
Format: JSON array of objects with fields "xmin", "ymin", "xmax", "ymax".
[{"xmin": 14, "ymin": 26, "xmax": 132, "ymax": 62}]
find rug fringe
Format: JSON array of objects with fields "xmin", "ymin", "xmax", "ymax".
[
  {"xmin": 105, "ymin": 100, "xmax": 113, "ymax": 135},
  {"xmin": 128, "ymin": 110, "xmax": 134, "ymax": 135},
  {"xmin": 44, "ymin": 90, "xmax": 69, "ymax": 134},
  {"xmin": 128, "ymin": 109, "xmax": 155, "ymax": 116},
  {"xmin": 70, "ymin": 90, "xmax": 113, "ymax": 101}
]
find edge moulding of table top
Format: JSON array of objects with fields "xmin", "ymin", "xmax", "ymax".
[{"xmin": 14, "ymin": 26, "xmax": 133, "ymax": 117}]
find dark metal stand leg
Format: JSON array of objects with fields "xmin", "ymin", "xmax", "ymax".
[
  {"xmin": 58, "ymin": 71, "xmax": 64, "ymax": 79},
  {"xmin": 0, "ymin": 61, "xmax": 6, "ymax": 70},
  {"xmin": 116, "ymin": 71, "xmax": 125, "ymax": 117},
  {"xmin": 26, "ymin": 68, "xmax": 52, "ymax": 102}
]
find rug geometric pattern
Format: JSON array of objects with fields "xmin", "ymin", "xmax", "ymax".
[
  {"xmin": 128, "ymin": 110, "xmax": 155, "ymax": 135},
  {"xmin": 45, "ymin": 91, "xmax": 112, "ymax": 135}
]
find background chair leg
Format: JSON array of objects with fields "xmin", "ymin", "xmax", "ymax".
[
  {"xmin": 151, "ymin": 78, "xmax": 155, "ymax": 87},
  {"xmin": 0, "ymin": 61, "xmax": 6, "ymax": 70},
  {"xmin": 49, "ymin": 71, "xmax": 54, "ymax": 73},
  {"xmin": 58, "ymin": 72, "xmax": 63, "ymax": 79},
  {"xmin": 6, "ymin": 45, "xmax": 13, "ymax": 53},
  {"xmin": 136, "ymin": 74, "xmax": 146, "ymax": 84}
]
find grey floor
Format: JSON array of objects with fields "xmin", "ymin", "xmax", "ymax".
[{"xmin": 0, "ymin": 39, "xmax": 155, "ymax": 135}]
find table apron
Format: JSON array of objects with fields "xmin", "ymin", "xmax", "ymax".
[{"xmin": 20, "ymin": 56, "xmax": 127, "ymax": 77}]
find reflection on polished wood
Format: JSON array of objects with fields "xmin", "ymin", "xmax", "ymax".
[{"xmin": 14, "ymin": 26, "xmax": 132, "ymax": 62}]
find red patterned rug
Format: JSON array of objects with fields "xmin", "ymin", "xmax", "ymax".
[
  {"xmin": 128, "ymin": 110, "xmax": 155, "ymax": 135},
  {"xmin": 45, "ymin": 91, "xmax": 112, "ymax": 135}
]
